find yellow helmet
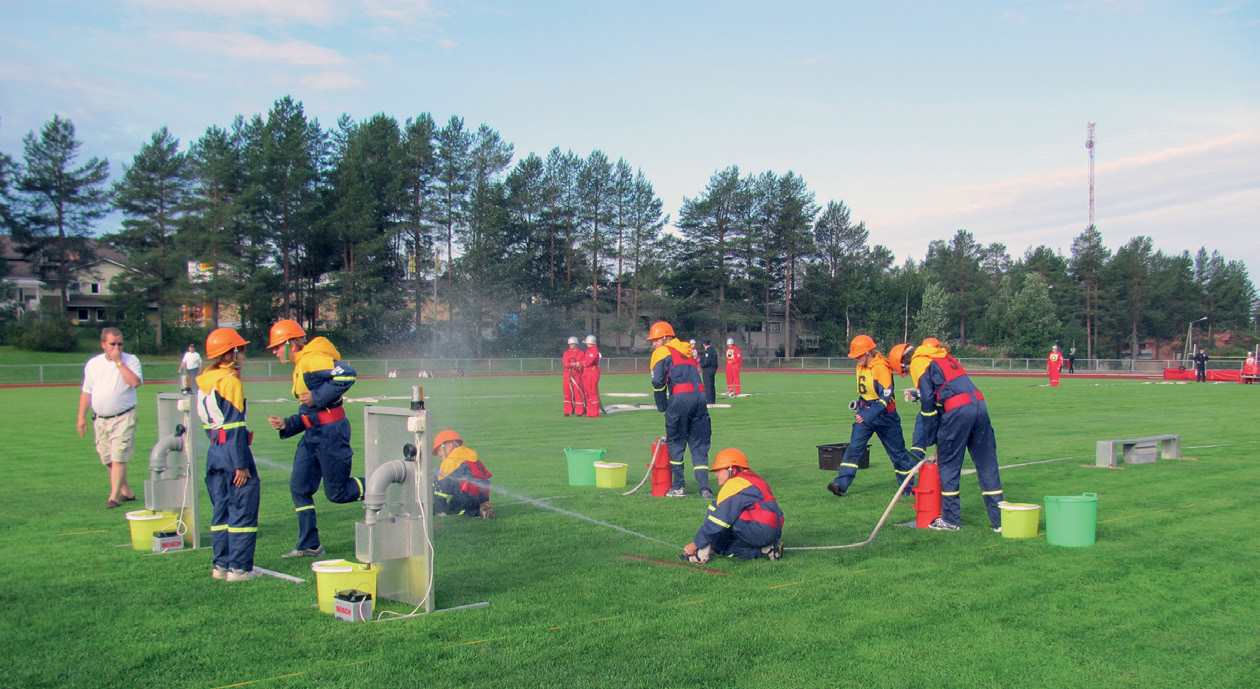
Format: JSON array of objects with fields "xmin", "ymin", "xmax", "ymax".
[
  {"xmin": 848, "ymin": 335, "xmax": 876, "ymax": 358},
  {"xmin": 710, "ymin": 448, "xmax": 749, "ymax": 472}
]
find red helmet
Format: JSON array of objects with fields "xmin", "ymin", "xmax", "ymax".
[
  {"xmin": 206, "ymin": 328, "xmax": 249, "ymax": 359},
  {"xmin": 848, "ymin": 335, "xmax": 876, "ymax": 358},
  {"xmin": 710, "ymin": 448, "xmax": 750, "ymax": 472},
  {"xmin": 268, "ymin": 319, "xmax": 306, "ymax": 349}
]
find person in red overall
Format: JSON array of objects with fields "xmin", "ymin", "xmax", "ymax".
[
  {"xmin": 903, "ymin": 339, "xmax": 1004, "ymax": 532},
  {"xmin": 680, "ymin": 448, "xmax": 783, "ymax": 562},
  {"xmin": 581, "ymin": 334, "xmax": 602, "ymax": 417},
  {"xmin": 1047, "ymin": 345, "xmax": 1063, "ymax": 387},
  {"xmin": 432, "ymin": 429, "xmax": 495, "ymax": 519},
  {"xmin": 1242, "ymin": 353, "xmax": 1258, "ymax": 384},
  {"xmin": 562, "ymin": 336, "xmax": 585, "ymax": 416},
  {"xmin": 724, "ymin": 337, "xmax": 743, "ymax": 396}
]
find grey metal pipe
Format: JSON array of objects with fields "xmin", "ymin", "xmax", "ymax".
[
  {"xmin": 148, "ymin": 434, "xmax": 184, "ymax": 480},
  {"xmin": 363, "ymin": 459, "xmax": 412, "ymax": 525}
]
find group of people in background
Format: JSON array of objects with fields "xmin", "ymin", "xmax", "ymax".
[{"xmin": 562, "ymin": 335, "xmax": 603, "ymax": 417}]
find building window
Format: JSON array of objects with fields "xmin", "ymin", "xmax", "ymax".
[
  {"xmin": 77, "ymin": 309, "xmax": 89, "ymax": 321},
  {"xmin": 90, "ymin": 283, "xmax": 100, "ymax": 294},
  {"xmin": 768, "ymin": 321, "xmax": 782, "ymax": 333},
  {"xmin": 97, "ymin": 309, "xmax": 106, "ymax": 321}
]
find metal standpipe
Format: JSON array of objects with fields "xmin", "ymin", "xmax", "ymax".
[
  {"xmin": 145, "ymin": 392, "xmax": 202, "ymax": 550},
  {"xmin": 355, "ymin": 405, "xmax": 435, "ymax": 614}
]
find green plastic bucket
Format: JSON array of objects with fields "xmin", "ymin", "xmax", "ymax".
[
  {"xmin": 564, "ymin": 448, "xmax": 605, "ymax": 486},
  {"xmin": 1043, "ymin": 493, "xmax": 1098, "ymax": 547}
]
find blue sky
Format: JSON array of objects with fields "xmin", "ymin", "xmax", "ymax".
[{"xmin": 3, "ymin": 0, "xmax": 1258, "ymax": 286}]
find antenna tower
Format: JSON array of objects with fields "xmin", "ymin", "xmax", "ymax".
[{"xmin": 1086, "ymin": 122, "xmax": 1096, "ymax": 229}]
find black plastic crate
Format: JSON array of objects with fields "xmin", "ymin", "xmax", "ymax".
[{"xmin": 817, "ymin": 443, "xmax": 870, "ymax": 471}]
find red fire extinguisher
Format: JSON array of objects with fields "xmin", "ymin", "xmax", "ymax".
[
  {"xmin": 650, "ymin": 437, "xmax": 671, "ymax": 497},
  {"xmin": 913, "ymin": 461, "xmax": 941, "ymax": 528}
]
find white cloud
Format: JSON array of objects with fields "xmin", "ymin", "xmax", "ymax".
[
  {"xmin": 170, "ymin": 31, "xmax": 347, "ymax": 67},
  {"xmin": 301, "ymin": 70, "xmax": 364, "ymax": 91},
  {"xmin": 438, "ymin": 38, "xmax": 459, "ymax": 50},
  {"xmin": 124, "ymin": 0, "xmax": 339, "ymax": 24},
  {"xmin": 363, "ymin": 0, "xmax": 445, "ymax": 22}
]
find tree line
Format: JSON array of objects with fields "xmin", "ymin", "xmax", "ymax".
[{"xmin": 1, "ymin": 96, "xmax": 1255, "ymax": 359}]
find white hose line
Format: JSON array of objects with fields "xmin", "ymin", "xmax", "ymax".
[{"xmin": 785, "ymin": 459, "xmax": 926, "ymax": 551}]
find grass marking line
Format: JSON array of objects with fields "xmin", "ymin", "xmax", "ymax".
[
  {"xmin": 1099, "ymin": 515, "xmax": 1139, "ymax": 524},
  {"xmin": 446, "ymin": 636, "xmax": 509, "ymax": 648},
  {"xmin": 58, "ymin": 529, "xmax": 109, "ymax": 536},
  {"xmin": 620, "ymin": 554, "xmax": 727, "ymax": 575},
  {"xmin": 677, "ymin": 599, "xmax": 708, "ymax": 606},
  {"xmin": 212, "ymin": 671, "xmax": 304, "ymax": 688}
]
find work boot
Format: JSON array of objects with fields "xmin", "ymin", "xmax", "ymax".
[
  {"xmin": 826, "ymin": 483, "xmax": 845, "ymax": 498},
  {"xmin": 928, "ymin": 517, "xmax": 960, "ymax": 531},
  {"xmin": 227, "ymin": 568, "xmax": 264, "ymax": 582},
  {"xmin": 762, "ymin": 540, "xmax": 783, "ymax": 561},
  {"xmin": 478, "ymin": 502, "xmax": 497, "ymax": 520},
  {"xmin": 281, "ymin": 546, "xmax": 325, "ymax": 558},
  {"xmin": 665, "ymin": 487, "xmax": 686, "ymax": 498},
  {"xmin": 211, "ymin": 565, "xmax": 228, "ymax": 581},
  {"xmin": 700, "ymin": 488, "xmax": 714, "ymax": 500}
]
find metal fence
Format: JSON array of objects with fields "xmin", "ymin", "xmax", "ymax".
[{"xmin": 0, "ymin": 357, "xmax": 1229, "ymax": 385}]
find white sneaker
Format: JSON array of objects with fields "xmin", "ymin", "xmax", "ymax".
[
  {"xmin": 928, "ymin": 517, "xmax": 961, "ymax": 531},
  {"xmin": 762, "ymin": 540, "xmax": 783, "ymax": 560},
  {"xmin": 992, "ymin": 526, "xmax": 1003, "ymax": 533},
  {"xmin": 211, "ymin": 565, "xmax": 228, "ymax": 581},
  {"xmin": 281, "ymin": 546, "xmax": 325, "ymax": 558},
  {"xmin": 226, "ymin": 568, "xmax": 264, "ymax": 582},
  {"xmin": 664, "ymin": 487, "xmax": 686, "ymax": 498}
]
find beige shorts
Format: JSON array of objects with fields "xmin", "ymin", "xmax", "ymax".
[{"xmin": 94, "ymin": 409, "xmax": 138, "ymax": 465}]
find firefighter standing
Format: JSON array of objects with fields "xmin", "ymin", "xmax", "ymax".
[
  {"xmin": 647, "ymin": 321, "xmax": 713, "ymax": 499},
  {"xmin": 562, "ymin": 336, "xmax": 586, "ymax": 416},
  {"xmin": 827, "ymin": 336, "xmax": 917, "ymax": 498},
  {"xmin": 900, "ymin": 339, "xmax": 1004, "ymax": 532},
  {"xmin": 680, "ymin": 448, "xmax": 783, "ymax": 562},
  {"xmin": 196, "ymin": 328, "xmax": 262, "ymax": 582},
  {"xmin": 266, "ymin": 319, "xmax": 364, "ymax": 557},
  {"xmin": 431, "ymin": 430, "xmax": 495, "ymax": 519},
  {"xmin": 724, "ymin": 337, "xmax": 743, "ymax": 396},
  {"xmin": 581, "ymin": 334, "xmax": 602, "ymax": 417},
  {"xmin": 1242, "ymin": 353, "xmax": 1258, "ymax": 384},
  {"xmin": 698, "ymin": 339, "xmax": 720, "ymax": 405},
  {"xmin": 1047, "ymin": 345, "xmax": 1064, "ymax": 387}
]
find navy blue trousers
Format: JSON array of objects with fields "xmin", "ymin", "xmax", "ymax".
[
  {"xmin": 937, "ymin": 402, "xmax": 1003, "ymax": 528},
  {"xmin": 708, "ymin": 521, "xmax": 781, "ymax": 559},
  {"xmin": 206, "ymin": 466, "xmax": 260, "ymax": 571},
  {"xmin": 665, "ymin": 393, "xmax": 712, "ymax": 491},
  {"xmin": 832, "ymin": 409, "xmax": 917, "ymax": 493},
  {"xmin": 290, "ymin": 421, "xmax": 363, "ymax": 551}
]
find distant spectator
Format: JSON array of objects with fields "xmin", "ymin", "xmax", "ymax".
[
  {"xmin": 77, "ymin": 327, "xmax": 144, "ymax": 509},
  {"xmin": 178, "ymin": 343, "xmax": 202, "ymax": 394},
  {"xmin": 1193, "ymin": 348, "xmax": 1209, "ymax": 383}
]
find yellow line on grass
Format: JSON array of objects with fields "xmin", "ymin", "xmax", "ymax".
[
  {"xmin": 58, "ymin": 529, "xmax": 109, "ymax": 535},
  {"xmin": 213, "ymin": 671, "xmax": 304, "ymax": 688},
  {"xmin": 677, "ymin": 599, "xmax": 707, "ymax": 606},
  {"xmin": 446, "ymin": 636, "xmax": 509, "ymax": 648},
  {"xmin": 1098, "ymin": 515, "xmax": 1138, "ymax": 524}
]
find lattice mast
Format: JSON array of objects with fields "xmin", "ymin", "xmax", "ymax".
[{"xmin": 1086, "ymin": 122, "xmax": 1096, "ymax": 229}]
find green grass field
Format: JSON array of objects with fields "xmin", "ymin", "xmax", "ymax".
[{"xmin": 2, "ymin": 371, "xmax": 1257, "ymax": 689}]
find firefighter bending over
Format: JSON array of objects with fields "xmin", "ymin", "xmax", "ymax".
[{"xmin": 432, "ymin": 430, "xmax": 495, "ymax": 519}]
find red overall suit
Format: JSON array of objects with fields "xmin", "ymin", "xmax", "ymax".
[
  {"xmin": 562, "ymin": 346, "xmax": 585, "ymax": 415},
  {"xmin": 1047, "ymin": 350, "xmax": 1063, "ymax": 387},
  {"xmin": 581, "ymin": 343, "xmax": 601, "ymax": 417},
  {"xmin": 725, "ymin": 343, "xmax": 743, "ymax": 395}
]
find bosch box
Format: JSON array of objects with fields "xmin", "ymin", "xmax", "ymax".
[
  {"xmin": 334, "ymin": 589, "xmax": 373, "ymax": 622},
  {"xmin": 152, "ymin": 530, "xmax": 184, "ymax": 552},
  {"xmin": 817, "ymin": 443, "xmax": 869, "ymax": 471}
]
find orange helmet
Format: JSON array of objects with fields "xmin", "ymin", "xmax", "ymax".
[
  {"xmin": 710, "ymin": 448, "xmax": 750, "ymax": 472},
  {"xmin": 888, "ymin": 343, "xmax": 910, "ymax": 374},
  {"xmin": 432, "ymin": 429, "xmax": 462, "ymax": 452},
  {"xmin": 848, "ymin": 335, "xmax": 876, "ymax": 358},
  {"xmin": 268, "ymin": 319, "xmax": 306, "ymax": 349},
  {"xmin": 206, "ymin": 328, "xmax": 250, "ymax": 359},
  {"xmin": 647, "ymin": 321, "xmax": 675, "ymax": 340},
  {"xmin": 921, "ymin": 337, "xmax": 941, "ymax": 348}
]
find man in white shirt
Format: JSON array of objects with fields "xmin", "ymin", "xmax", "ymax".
[
  {"xmin": 78, "ymin": 327, "xmax": 144, "ymax": 509},
  {"xmin": 178, "ymin": 343, "xmax": 202, "ymax": 393}
]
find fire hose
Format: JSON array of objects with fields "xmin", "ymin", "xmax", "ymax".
[{"xmin": 785, "ymin": 458, "xmax": 930, "ymax": 551}]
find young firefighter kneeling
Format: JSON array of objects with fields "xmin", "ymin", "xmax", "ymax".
[
  {"xmin": 680, "ymin": 449, "xmax": 784, "ymax": 563},
  {"xmin": 432, "ymin": 430, "xmax": 495, "ymax": 519}
]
